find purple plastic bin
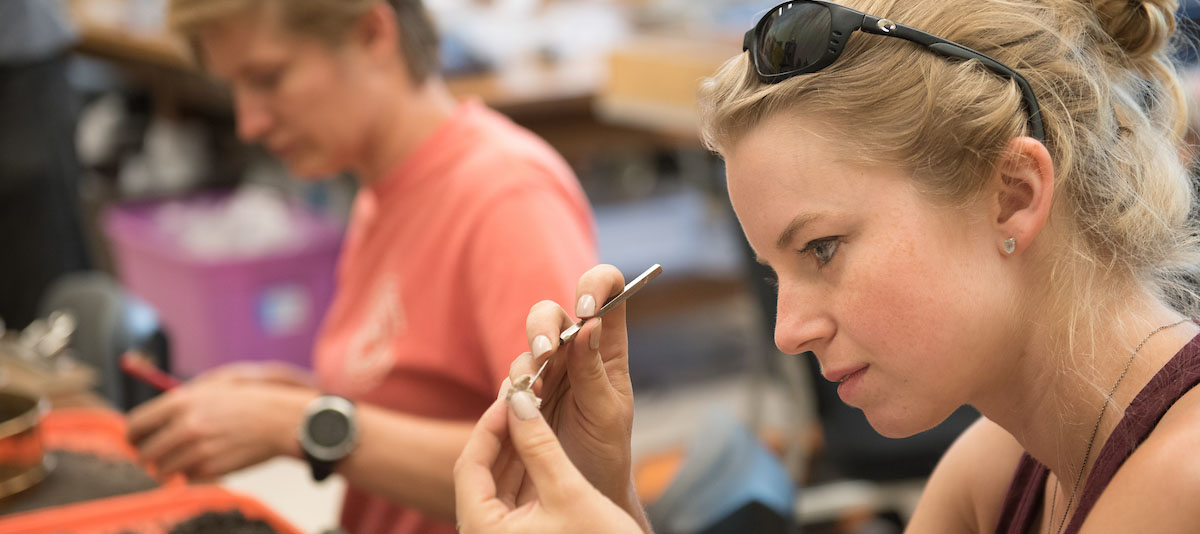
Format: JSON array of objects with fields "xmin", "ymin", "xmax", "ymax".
[{"xmin": 103, "ymin": 197, "xmax": 343, "ymax": 379}]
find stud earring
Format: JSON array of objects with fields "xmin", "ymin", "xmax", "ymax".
[{"xmin": 1003, "ymin": 238, "xmax": 1017, "ymax": 255}]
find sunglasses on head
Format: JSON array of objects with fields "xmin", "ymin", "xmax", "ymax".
[{"xmin": 744, "ymin": 0, "xmax": 1045, "ymax": 143}]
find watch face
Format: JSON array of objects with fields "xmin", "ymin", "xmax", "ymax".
[{"xmin": 308, "ymin": 408, "xmax": 350, "ymax": 448}]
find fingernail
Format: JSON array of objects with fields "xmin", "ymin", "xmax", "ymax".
[
  {"xmin": 509, "ymin": 390, "xmax": 541, "ymax": 421},
  {"xmin": 577, "ymin": 294, "xmax": 596, "ymax": 317},
  {"xmin": 497, "ymin": 377, "xmax": 513, "ymax": 400},
  {"xmin": 532, "ymin": 335, "xmax": 552, "ymax": 360},
  {"xmin": 589, "ymin": 320, "xmax": 602, "ymax": 351},
  {"xmin": 511, "ymin": 352, "xmax": 533, "ymax": 379}
]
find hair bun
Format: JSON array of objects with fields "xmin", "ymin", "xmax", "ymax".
[{"xmin": 1085, "ymin": 0, "xmax": 1178, "ymax": 62}]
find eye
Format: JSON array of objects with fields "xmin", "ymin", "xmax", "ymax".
[
  {"xmin": 799, "ymin": 237, "xmax": 841, "ymax": 268},
  {"xmin": 246, "ymin": 68, "xmax": 284, "ymax": 91}
]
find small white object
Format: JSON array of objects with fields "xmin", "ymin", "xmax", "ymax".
[{"xmin": 1004, "ymin": 237, "xmax": 1017, "ymax": 255}]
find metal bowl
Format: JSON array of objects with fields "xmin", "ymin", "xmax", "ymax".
[{"xmin": 0, "ymin": 389, "xmax": 50, "ymax": 500}]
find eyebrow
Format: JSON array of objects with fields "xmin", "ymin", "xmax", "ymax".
[
  {"xmin": 753, "ymin": 213, "xmax": 823, "ymax": 266},
  {"xmin": 235, "ymin": 60, "xmax": 279, "ymax": 80},
  {"xmin": 776, "ymin": 213, "xmax": 821, "ymax": 250}
]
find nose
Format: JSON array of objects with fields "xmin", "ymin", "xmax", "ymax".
[
  {"xmin": 234, "ymin": 90, "xmax": 273, "ymax": 143},
  {"xmin": 773, "ymin": 283, "xmax": 835, "ymax": 355}
]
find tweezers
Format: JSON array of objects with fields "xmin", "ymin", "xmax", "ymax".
[{"xmin": 516, "ymin": 264, "xmax": 663, "ymax": 392}]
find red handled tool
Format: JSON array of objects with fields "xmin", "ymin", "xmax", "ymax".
[{"xmin": 120, "ymin": 351, "xmax": 181, "ymax": 391}]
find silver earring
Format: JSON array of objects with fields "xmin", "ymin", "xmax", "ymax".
[{"xmin": 1003, "ymin": 238, "xmax": 1017, "ymax": 255}]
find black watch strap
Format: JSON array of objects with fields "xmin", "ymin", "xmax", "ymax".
[{"xmin": 304, "ymin": 448, "xmax": 336, "ymax": 482}]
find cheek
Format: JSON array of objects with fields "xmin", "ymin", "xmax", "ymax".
[
  {"xmin": 281, "ymin": 63, "xmax": 349, "ymax": 140},
  {"xmin": 285, "ymin": 92, "xmax": 359, "ymax": 170},
  {"xmin": 836, "ymin": 243, "xmax": 989, "ymax": 436},
  {"xmin": 838, "ymin": 229, "xmax": 992, "ymax": 372},
  {"xmin": 842, "ymin": 246, "xmax": 937, "ymax": 354}
]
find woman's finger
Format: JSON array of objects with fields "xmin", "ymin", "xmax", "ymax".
[
  {"xmin": 574, "ymin": 265, "xmax": 626, "ymax": 320},
  {"xmin": 563, "ymin": 318, "xmax": 615, "ymax": 404},
  {"xmin": 493, "ymin": 441, "xmax": 526, "ymax": 508},
  {"xmin": 136, "ymin": 418, "xmax": 197, "ymax": 467},
  {"xmin": 488, "ymin": 380, "xmax": 525, "ymax": 507},
  {"xmin": 507, "ymin": 352, "xmax": 537, "ymax": 390},
  {"xmin": 574, "ymin": 265, "xmax": 633, "ymax": 370},
  {"xmin": 127, "ymin": 392, "xmax": 183, "ymax": 444},
  {"xmin": 454, "ymin": 398, "xmax": 509, "ymax": 509},
  {"xmin": 505, "ymin": 390, "xmax": 589, "ymax": 508},
  {"xmin": 155, "ymin": 438, "xmax": 209, "ymax": 478},
  {"xmin": 524, "ymin": 300, "xmax": 575, "ymax": 370}
]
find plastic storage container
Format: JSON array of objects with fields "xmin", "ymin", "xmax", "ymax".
[{"xmin": 103, "ymin": 196, "xmax": 342, "ymax": 378}]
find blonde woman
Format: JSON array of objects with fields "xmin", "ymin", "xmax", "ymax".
[
  {"xmin": 454, "ymin": 0, "xmax": 1200, "ymax": 532},
  {"xmin": 125, "ymin": 1, "xmax": 596, "ymax": 533}
]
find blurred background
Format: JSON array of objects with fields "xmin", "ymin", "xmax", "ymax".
[{"xmin": 2, "ymin": 1, "xmax": 1200, "ymax": 533}]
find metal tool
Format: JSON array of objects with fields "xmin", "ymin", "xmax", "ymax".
[{"xmin": 523, "ymin": 264, "xmax": 663, "ymax": 389}]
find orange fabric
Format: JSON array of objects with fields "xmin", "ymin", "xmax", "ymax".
[{"xmin": 312, "ymin": 99, "xmax": 596, "ymax": 534}]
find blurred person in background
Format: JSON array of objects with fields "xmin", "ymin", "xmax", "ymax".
[
  {"xmin": 125, "ymin": 1, "xmax": 596, "ymax": 533},
  {"xmin": 454, "ymin": 0, "xmax": 1200, "ymax": 533},
  {"xmin": 0, "ymin": 0, "xmax": 91, "ymax": 330}
]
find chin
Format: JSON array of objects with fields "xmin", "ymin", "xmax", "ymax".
[
  {"xmin": 282, "ymin": 156, "xmax": 343, "ymax": 180},
  {"xmin": 861, "ymin": 405, "xmax": 953, "ymax": 439}
]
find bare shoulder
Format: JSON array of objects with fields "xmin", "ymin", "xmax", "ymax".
[
  {"xmin": 1083, "ymin": 386, "xmax": 1200, "ymax": 532},
  {"xmin": 906, "ymin": 416, "xmax": 1026, "ymax": 533}
]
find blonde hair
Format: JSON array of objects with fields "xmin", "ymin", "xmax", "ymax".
[
  {"xmin": 168, "ymin": 0, "xmax": 440, "ymax": 83},
  {"xmin": 700, "ymin": 0, "xmax": 1200, "ymax": 340}
]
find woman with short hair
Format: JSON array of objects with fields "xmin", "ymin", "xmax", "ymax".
[{"xmin": 126, "ymin": 2, "xmax": 597, "ymax": 533}]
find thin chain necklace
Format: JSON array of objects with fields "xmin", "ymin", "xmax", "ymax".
[{"xmin": 1046, "ymin": 319, "xmax": 1191, "ymax": 534}]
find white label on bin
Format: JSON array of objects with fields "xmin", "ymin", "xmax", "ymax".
[{"xmin": 258, "ymin": 284, "xmax": 311, "ymax": 336}]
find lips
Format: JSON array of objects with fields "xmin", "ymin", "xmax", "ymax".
[
  {"xmin": 271, "ymin": 144, "xmax": 296, "ymax": 157},
  {"xmin": 822, "ymin": 364, "xmax": 868, "ymax": 383}
]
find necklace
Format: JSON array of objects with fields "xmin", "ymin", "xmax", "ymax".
[{"xmin": 1046, "ymin": 319, "xmax": 1191, "ymax": 534}]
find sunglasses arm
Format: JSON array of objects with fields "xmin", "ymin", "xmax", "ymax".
[{"xmin": 859, "ymin": 17, "xmax": 1046, "ymax": 143}]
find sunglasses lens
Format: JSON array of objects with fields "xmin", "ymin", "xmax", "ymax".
[{"xmin": 756, "ymin": 3, "xmax": 833, "ymax": 76}]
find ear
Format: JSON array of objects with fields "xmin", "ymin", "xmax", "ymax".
[
  {"xmin": 350, "ymin": 3, "xmax": 405, "ymax": 71},
  {"xmin": 990, "ymin": 137, "xmax": 1054, "ymax": 255}
]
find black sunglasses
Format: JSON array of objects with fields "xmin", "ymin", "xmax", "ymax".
[{"xmin": 743, "ymin": 0, "xmax": 1045, "ymax": 143}]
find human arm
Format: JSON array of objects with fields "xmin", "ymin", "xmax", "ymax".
[
  {"xmin": 191, "ymin": 360, "xmax": 315, "ymax": 388},
  {"xmin": 127, "ymin": 382, "xmax": 471, "ymax": 521}
]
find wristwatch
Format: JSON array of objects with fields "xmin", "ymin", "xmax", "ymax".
[{"xmin": 298, "ymin": 395, "xmax": 358, "ymax": 482}]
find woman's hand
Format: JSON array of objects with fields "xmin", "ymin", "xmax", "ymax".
[
  {"xmin": 454, "ymin": 390, "xmax": 643, "ymax": 533},
  {"xmin": 127, "ymin": 380, "xmax": 312, "ymax": 480},
  {"xmin": 514, "ymin": 265, "xmax": 642, "ymax": 515}
]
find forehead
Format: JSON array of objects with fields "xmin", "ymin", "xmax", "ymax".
[
  {"xmin": 725, "ymin": 114, "xmax": 870, "ymax": 206},
  {"xmin": 724, "ymin": 113, "xmax": 943, "ymax": 246},
  {"xmin": 193, "ymin": 8, "xmax": 299, "ymax": 77}
]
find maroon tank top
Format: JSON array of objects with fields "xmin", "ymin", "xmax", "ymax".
[{"xmin": 995, "ymin": 332, "xmax": 1200, "ymax": 534}]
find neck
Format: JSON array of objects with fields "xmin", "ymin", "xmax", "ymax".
[
  {"xmin": 974, "ymin": 289, "xmax": 1197, "ymax": 503},
  {"xmin": 353, "ymin": 77, "xmax": 457, "ymax": 187}
]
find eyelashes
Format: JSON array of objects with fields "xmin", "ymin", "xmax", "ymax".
[
  {"xmin": 764, "ymin": 269, "xmax": 779, "ymax": 289},
  {"xmin": 761, "ymin": 236, "xmax": 843, "ymax": 288},
  {"xmin": 800, "ymin": 237, "xmax": 841, "ymax": 267}
]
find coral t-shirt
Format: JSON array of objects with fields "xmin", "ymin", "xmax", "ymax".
[{"xmin": 312, "ymin": 99, "xmax": 596, "ymax": 534}]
